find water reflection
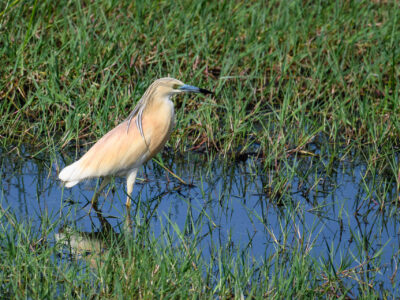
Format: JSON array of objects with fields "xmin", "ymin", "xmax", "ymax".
[
  {"xmin": 55, "ymin": 218, "xmax": 119, "ymax": 269},
  {"xmin": 0, "ymin": 147, "xmax": 399, "ymax": 293}
]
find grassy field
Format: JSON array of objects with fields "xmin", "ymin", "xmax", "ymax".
[
  {"xmin": 1, "ymin": 0, "xmax": 400, "ymax": 298},
  {"xmin": 1, "ymin": 0, "xmax": 399, "ymax": 157}
]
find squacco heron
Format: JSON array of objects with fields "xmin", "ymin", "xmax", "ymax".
[{"xmin": 59, "ymin": 77, "xmax": 212, "ymax": 210}]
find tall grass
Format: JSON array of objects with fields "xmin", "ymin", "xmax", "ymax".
[
  {"xmin": 0, "ymin": 191, "xmax": 390, "ymax": 298},
  {"xmin": 1, "ymin": 0, "xmax": 399, "ymax": 158}
]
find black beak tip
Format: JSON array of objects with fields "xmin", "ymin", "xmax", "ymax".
[{"xmin": 199, "ymin": 88, "xmax": 213, "ymax": 95}]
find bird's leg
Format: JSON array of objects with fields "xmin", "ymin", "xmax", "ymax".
[
  {"xmin": 92, "ymin": 200, "xmax": 113, "ymax": 234},
  {"xmin": 126, "ymin": 169, "xmax": 138, "ymax": 209},
  {"xmin": 89, "ymin": 177, "xmax": 111, "ymax": 214},
  {"xmin": 125, "ymin": 169, "xmax": 138, "ymax": 232}
]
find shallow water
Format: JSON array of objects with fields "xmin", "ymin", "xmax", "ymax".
[{"xmin": 1, "ymin": 147, "xmax": 399, "ymax": 294}]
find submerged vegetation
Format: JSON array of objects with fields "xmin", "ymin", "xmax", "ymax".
[{"xmin": 0, "ymin": 0, "xmax": 400, "ymax": 298}]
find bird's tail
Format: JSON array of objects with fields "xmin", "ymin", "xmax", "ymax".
[{"xmin": 59, "ymin": 162, "xmax": 82, "ymax": 188}]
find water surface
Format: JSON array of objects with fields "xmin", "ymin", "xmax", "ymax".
[{"xmin": 1, "ymin": 147, "xmax": 399, "ymax": 294}]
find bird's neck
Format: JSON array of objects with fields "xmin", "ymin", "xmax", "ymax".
[{"xmin": 145, "ymin": 94, "xmax": 174, "ymax": 117}]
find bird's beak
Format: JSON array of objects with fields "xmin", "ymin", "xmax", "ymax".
[{"xmin": 179, "ymin": 84, "xmax": 213, "ymax": 95}]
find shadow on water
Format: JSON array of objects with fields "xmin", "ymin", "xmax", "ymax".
[{"xmin": 1, "ymin": 145, "xmax": 400, "ymax": 294}]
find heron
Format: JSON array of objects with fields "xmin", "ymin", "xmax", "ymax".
[{"xmin": 59, "ymin": 77, "xmax": 212, "ymax": 212}]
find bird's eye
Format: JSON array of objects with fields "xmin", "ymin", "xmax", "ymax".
[{"xmin": 173, "ymin": 84, "xmax": 180, "ymax": 90}]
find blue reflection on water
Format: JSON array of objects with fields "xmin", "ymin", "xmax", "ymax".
[{"xmin": 1, "ymin": 150, "xmax": 399, "ymax": 294}]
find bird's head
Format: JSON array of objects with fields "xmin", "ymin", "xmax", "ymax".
[{"xmin": 150, "ymin": 77, "xmax": 213, "ymax": 98}]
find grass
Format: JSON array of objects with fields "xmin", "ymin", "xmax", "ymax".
[
  {"xmin": 0, "ymin": 206, "xmax": 313, "ymax": 298},
  {"xmin": 0, "ymin": 180, "xmax": 393, "ymax": 299},
  {"xmin": 1, "ymin": 0, "xmax": 399, "ymax": 158},
  {"xmin": 0, "ymin": 0, "xmax": 400, "ymax": 298}
]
